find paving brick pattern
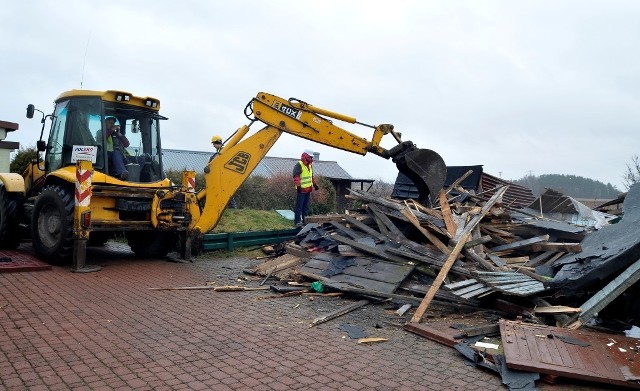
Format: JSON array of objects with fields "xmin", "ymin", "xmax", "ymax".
[{"xmin": 0, "ymin": 246, "xmax": 607, "ymax": 390}]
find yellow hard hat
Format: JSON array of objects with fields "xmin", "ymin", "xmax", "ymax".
[{"xmin": 211, "ymin": 135, "xmax": 222, "ymax": 143}]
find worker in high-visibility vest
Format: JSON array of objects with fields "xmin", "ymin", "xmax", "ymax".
[{"xmin": 292, "ymin": 149, "xmax": 319, "ymax": 226}]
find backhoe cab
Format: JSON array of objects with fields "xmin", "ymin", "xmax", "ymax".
[{"xmin": 3, "ymin": 90, "xmax": 446, "ymax": 264}]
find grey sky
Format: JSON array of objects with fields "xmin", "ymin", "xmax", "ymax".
[{"xmin": 2, "ymin": 1, "xmax": 637, "ymax": 189}]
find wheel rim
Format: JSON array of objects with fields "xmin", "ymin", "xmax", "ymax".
[{"xmin": 37, "ymin": 202, "xmax": 62, "ymax": 248}]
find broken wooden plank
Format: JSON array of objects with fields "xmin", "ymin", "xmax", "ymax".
[
  {"xmin": 410, "ymin": 187, "xmax": 510, "ymax": 323},
  {"xmin": 330, "ymin": 221, "xmax": 365, "ymax": 240},
  {"xmin": 357, "ymin": 337, "xmax": 388, "ymax": 344},
  {"xmin": 410, "ymin": 234, "xmax": 470, "ymax": 323},
  {"xmin": 309, "ymin": 300, "xmax": 370, "ymax": 327},
  {"xmin": 438, "ymin": 190, "xmax": 457, "ymax": 237},
  {"xmin": 524, "ymin": 251, "xmax": 556, "ymax": 267},
  {"xmin": 530, "ymin": 242, "xmax": 582, "ymax": 253},
  {"xmin": 401, "ymin": 207, "xmax": 450, "ymax": 254},
  {"xmin": 444, "ymin": 169, "xmax": 474, "ymax": 196},
  {"xmin": 567, "ymin": 257, "xmax": 640, "ymax": 329},
  {"xmin": 285, "ymin": 243, "xmax": 313, "ymax": 258},
  {"xmin": 149, "ymin": 285, "xmax": 270, "ymax": 291},
  {"xmin": 534, "ymin": 306, "xmax": 581, "ymax": 314},
  {"xmin": 384, "ymin": 247, "xmax": 472, "ymax": 277},
  {"xmin": 489, "ymin": 235, "xmax": 550, "ymax": 253},
  {"xmin": 455, "ymin": 323, "xmax": 500, "ymax": 338},
  {"xmin": 330, "ymin": 234, "xmax": 408, "ymax": 264},
  {"xmin": 368, "ymin": 204, "xmax": 406, "ymax": 239},
  {"xmin": 342, "ymin": 214, "xmax": 388, "ymax": 243}
]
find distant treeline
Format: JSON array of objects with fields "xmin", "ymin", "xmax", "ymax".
[{"xmin": 512, "ymin": 174, "xmax": 621, "ymax": 199}]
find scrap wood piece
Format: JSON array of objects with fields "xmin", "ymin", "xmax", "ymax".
[
  {"xmin": 534, "ymin": 306, "xmax": 581, "ymax": 314},
  {"xmin": 148, "ymin": 285, "xmax": 270, "ymax": 291},
  {"xmin": 566, "ymin": 256, "xmax": 640, "ymax": 330},
  {"xmin": 410, "ymin": 187, "xmax": 509, "ymax": 323},
  {"xmin": 464, "ymin": 235, "xmax": 492, "ymax": 249},
  {"xmin": 512, "ymin": 268, "xmax": 550, "ymax": 284},
  {"xmin": 309, "ymin": 299, "xmax": 370, "ymax": 327},
  {"xmin": 285, "ymin": 243, "xmax": 313, "ymax": 258},
  {"xmin": 455, "ymin": 323, "xmax": 500, "ymax": 338},
  {"xmin": 252, "ymin": 253, "xmax": 304, "ymax": 279},
  {"xmin": 524, "ymin": 251, "xmax": 556, "ymax": 267},
  {"xmin": 489, "ymin": 235, "xmax": 550, "ymax": 253},
  {"xmin": 357, "ymin": 337, "xmax": 388, "ymax": 344},
  {"xmin": 530, "ymin": 242, "xmax": 582, "ymax": 253},
  {"xmin": 407, "ymin": 199, "xmax": 443, "ymax": 219},
  {"xmin": 385, "ymin": 247, "xmax": 472, "ymax": 277},
  {"xmin": 256, "ymin": 291, "xmax": 304, "ymax": 300},
  {"xmin": 437, "ymin": 190, "xmax": 457, "ymax": 237},
  {"xmin": 464, "ymin": 249, "xmax": 500, "ymax": 272},
  {"xmin": 444, "ymin": 169, "xmax": 474, "ymax": 196},
  {"xmin": 330, "ymin": 221, "xmax": 365, "ymax": 240},
  {"xmin": 400, "ymin": 207, "xmax": 450, "ymax": 254},
  {"xmin": 481, "ymin": 224, "xmax": 516, "ymax": 238},
  {"xmin": 337, "ymin": 245, "xmax": 366, "ymax": 257},
  {"xmin": 342, "ymin": 214, "xmax": 388, "ymax": 243},
  {"xmin": 330, "ymin": 234, "xmax": 408, "ymax": 264},
  {"xmin": 410, "ymin": 234, "xmax": 471, "ymax": 323},
  {"xmin": 297, "ymin": 270, "xmax": 477, "ymax": 310},
  {"xmin": 347, "ymin": 189, "xmax": 404, "ymax": 211},
  {"xmin": 368, "ymin": 204, "xmax": 406, "ymax": 239}
]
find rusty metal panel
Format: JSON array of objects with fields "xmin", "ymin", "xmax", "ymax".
[{"xmin": 500, "ymin": 320, "xmax": 640, "ymax": 389}]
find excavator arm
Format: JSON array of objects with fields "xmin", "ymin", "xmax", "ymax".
[{"xmin": 188, "ymin": 92, "xmax": 446, "ymax": 239}]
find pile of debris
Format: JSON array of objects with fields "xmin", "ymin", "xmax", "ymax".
[{"xmin": 247, "ymin": 180, "xmax": 640, "ymax": 389}]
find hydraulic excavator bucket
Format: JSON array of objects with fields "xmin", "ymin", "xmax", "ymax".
[{"xmin": 395, "ymin": 148, "xmax": 447, "ymax": 204}]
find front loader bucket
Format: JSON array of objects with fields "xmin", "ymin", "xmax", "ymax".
[{"xmin": 395, "ymin": 148, "xmax": 447, "ymax": 204}]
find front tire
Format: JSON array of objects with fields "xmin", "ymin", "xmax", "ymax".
[
  {"xmin": 31, "ymin": 185, "xmax": 74, "ymax": 264},
  {"xmin": 0, "ymin": 186, "xmax": 22, "ymax": 250}
]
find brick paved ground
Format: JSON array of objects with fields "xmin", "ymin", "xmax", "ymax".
[{"xmin": 0, "ymin": 244, "xmax": 613, "ymax": 390}]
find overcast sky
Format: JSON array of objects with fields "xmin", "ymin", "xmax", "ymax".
[{"xmin": 2, "ymin": 1, "xmax": 638, "ymax": 190}]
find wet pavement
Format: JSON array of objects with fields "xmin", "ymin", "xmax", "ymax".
[{"xmin": 0, "ymin": 243, "xmax": 609, "ymax": 390}]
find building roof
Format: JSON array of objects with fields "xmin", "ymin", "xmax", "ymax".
[
  {"xmin": 162, "ymin": 148, "xmax": 357, "ymax": 180},
  {"xmin": 392, "ymin": 165, "xmax": 536, "ymax": 208}
]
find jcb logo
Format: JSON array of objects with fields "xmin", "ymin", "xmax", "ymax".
[{"xmin": 224, "ymin": 151, "xmax": 251, "ymax": 174}]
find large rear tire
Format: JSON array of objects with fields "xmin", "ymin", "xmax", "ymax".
[
  {"xmin": 31, "ymin": 185, "xmax": 74, "ymax": 264},
  {"xmin": 0, "ymin": 186, "xmax": 22, "ymax": 250},
  {"xmin": 127, "ymin": 231, "xmax": 177, "ymax": 258}
]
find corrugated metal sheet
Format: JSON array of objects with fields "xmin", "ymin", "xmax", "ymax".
[
  {"xmin": 162, "ymin": 149, "xmax": 355, "ymax": 180},
  {"xmin": 480, "ymin": 172, "xmax": 536, "ymax": 208}
]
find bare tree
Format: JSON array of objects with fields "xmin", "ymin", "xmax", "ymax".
[{"xmin": 623, "ymin": 155, "xmax": 640, "ymax": 190}]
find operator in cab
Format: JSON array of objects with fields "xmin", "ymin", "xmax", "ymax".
[{"xmin": 99, "ymin": 116, "xmax": 130, "ymax": 180}]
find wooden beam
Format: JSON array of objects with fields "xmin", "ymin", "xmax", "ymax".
[
  {"xmin": 410, "ymin": 234, "xmax": 470, "ymax": 323},
  {"xmin": 489, "ymin": 235, "xmax": 550, "ymax": 253},
  {"xmin": 409, "ymin": 186, "xmax": 509, "ymax": 324},
  {"xmin": 309, "ymin": 299, "xmax": 370, "ymax": 327},
  {"xmin": 444, "ymin": 169, "xmax": 473, "ymax": 196},
  {"xmin": 530, "ymin": 242, "xmax": 582, "ymax": 253},
  {"xmin": 437, "ymin": 190, "xmax": 457, "ymax": 237},
  {"xmin": 368, "ymin": 204, "xmax": 406, "ymax": 238},
  {"xmin": 401, "ymin": 207, "xmax": 450, "ymax": 254}
]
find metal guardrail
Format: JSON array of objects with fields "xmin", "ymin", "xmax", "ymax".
[{"xmin": 202, "ymin": 228, "xmax": 300, "ymax": 251}]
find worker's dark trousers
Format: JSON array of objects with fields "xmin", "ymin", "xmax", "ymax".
[{"xmin": 294, "ymin": 192, "xmax": 311, "ymax": 225}]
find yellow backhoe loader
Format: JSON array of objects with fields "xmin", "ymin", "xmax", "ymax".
[{"xmin": 0, "ymin": 90, "xmax": 446, "ymax": 263}]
